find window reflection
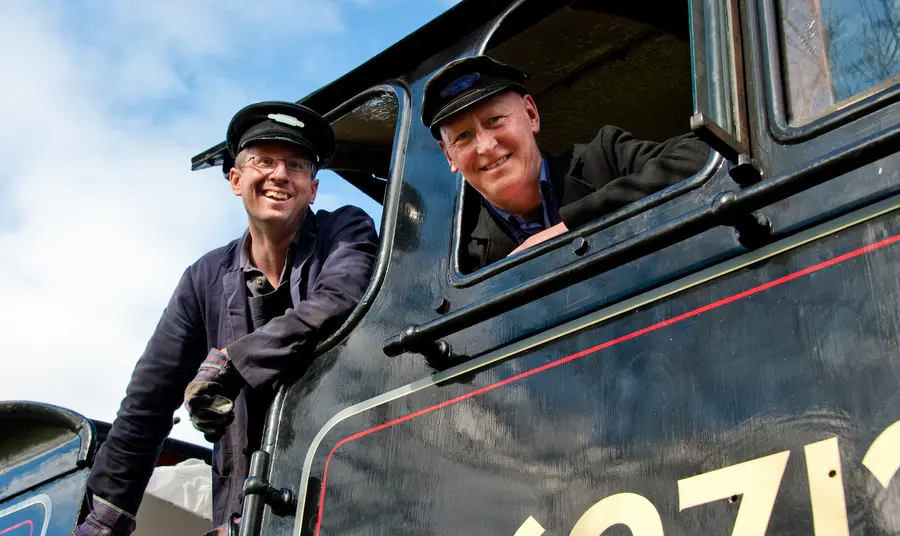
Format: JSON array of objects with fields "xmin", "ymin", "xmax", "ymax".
[
  {"xmin": 778, "ymin": 0, "xmax": 900, "ymax": 124},
  {"xmin": 327, "ymin": 91, "xmax": 398, "ymax": 216}
]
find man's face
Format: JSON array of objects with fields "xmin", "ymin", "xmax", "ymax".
[
  {"xmin": 438, "ymin": 91, "xmax": 542, "ymax": 214},
  {"xmin": 228, "ymin": 141, "xmax": 319, "ymax": 231}
]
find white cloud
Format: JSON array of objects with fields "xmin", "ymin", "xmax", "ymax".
[{"xmin": 0, "ymin": 0, "xmax": 370, "ymax": 445}]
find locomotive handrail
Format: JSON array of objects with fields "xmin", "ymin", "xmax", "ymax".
[{"xmin": 383, "ymin": 124, "xmax": 900, "ymax": 358}]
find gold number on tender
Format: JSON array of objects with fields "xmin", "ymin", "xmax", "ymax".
[
  {"xmin": 804, "ymin": 437, "xmax": 850, "ymax": 536},
  {"xmin": 513, "ymin": 516, "xmax": 546, "ymax": 536},
  {"xmin": 569, "ymin": 492, "xmax": 664, "ymax": 536},
  {"xmin": 513, "ymin": 419, "xmax": 900, "ymax": 536},
  {"xmin": 862, "ymin": 419, "xmax": 900, "ymax": 489},
  {"xmin": 677, "ymin": 451, "xmax": 790, "ymax": 536}
]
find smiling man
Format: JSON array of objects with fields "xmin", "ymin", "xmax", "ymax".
[
  {"xmin": 422, "ymin": 56, "xmax": 710, "ymax": 273},
  {"xmin": 72, "ymin": 102, "xmax": 378, "ymax": 535}
]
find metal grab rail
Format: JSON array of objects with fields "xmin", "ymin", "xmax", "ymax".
[{"xmin": 383, "ymin": 124, "xmax": 900, "ymax": 358}]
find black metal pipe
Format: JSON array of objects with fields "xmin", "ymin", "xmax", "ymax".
[
  {"xmin": 384, "ymin": 124, "xmax": 900, "ymax": 357},
  {"xmin": 239, "ymin": 450, "xmax": 270, "ymax": 536}
]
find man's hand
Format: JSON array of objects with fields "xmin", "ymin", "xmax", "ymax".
[
  {"xmin": 184, "ymin": 349, "xmax": 244, "ymax": 443},
  {"xmin": 508, "ymin": 222, "xmax": 569, "ymax": 256}
]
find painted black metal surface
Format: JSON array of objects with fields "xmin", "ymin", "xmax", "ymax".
[
  {"xmin": 307, "ymin": 207, "xmax": 900, "ymax": 535},
  {"xmin": 383, "ymin": 122, "xmax": 900, "ymax": 358}
]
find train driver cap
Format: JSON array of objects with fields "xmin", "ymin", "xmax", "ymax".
[
  {"xmin": 422, "ymin": 55, "xmax": 529, "ymax": 140},
  {"xmin": 225, "ymin": 101, "xmax": 336, "ymax": 168}
]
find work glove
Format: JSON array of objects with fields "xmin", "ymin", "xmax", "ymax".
[
  {"xmin": 184, "ymin": 349, "xmax": 244, "ymax": 442},
  {"xmin": 70, "ymin": 496, "xmax": 136, "ymax": 536}
]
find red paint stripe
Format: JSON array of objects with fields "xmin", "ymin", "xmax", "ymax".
[
  {"xmin": 315, "ymin": 233, "xmax": 900, "ymax": 535},
  {"xmin": 0, "ymin": 520, "xmax": 34, "ymax": 536}
]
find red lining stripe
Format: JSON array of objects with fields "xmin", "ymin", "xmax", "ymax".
[
  {"xmin": 315, "ymin": 233, "xmax": 900, "ymax": 535},
  {"xmin": 0, "ymin": 520, "xmax": 34, "ymax": 536}
]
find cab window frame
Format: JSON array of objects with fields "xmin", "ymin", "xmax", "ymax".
[
  {"xmin": 758, "ymin": 0, "xmax": 900, "ymax": 142},
  {"xmin": 447, "ymin": 0, "xmax": 734, "ymax": 287},
  {"xmin": 311, "ymin": 82, "xmax": 412, "ymax": 355}
]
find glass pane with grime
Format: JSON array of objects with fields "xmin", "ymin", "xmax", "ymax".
[{"xmin": 777, "ymin": 0, "xmax": 900, "ymax": 124}]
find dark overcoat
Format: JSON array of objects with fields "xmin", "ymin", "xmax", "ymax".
[
  {"xmin": 461, "ymin": 126, "xmax": 711, "ymax": 272},
  {"xmin": 87, "ymin": 206, "xmax": 378, "ymax": 525}
]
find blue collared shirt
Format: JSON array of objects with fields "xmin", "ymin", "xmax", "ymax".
[{"xmin": 485, "ymin": 156, "xmax": 562, "ymax": 244}]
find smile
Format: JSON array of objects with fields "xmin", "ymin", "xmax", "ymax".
[
  {"xmin": 481, "ymin": 154, "xmax": 510, "ymax": 171},
  {"xmin": 263, "ymin": 190, "xmax": 290, "ymax": 200}
]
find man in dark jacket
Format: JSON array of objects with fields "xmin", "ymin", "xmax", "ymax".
[
  {"xmin": 421, "ymin": 56, "xmax": 710, "ymax": 273},
  {"xmin": 72, "ymin": 101, "xmax": 379, "ymax": 535}
]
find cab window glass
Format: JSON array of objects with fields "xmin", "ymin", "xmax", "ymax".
[
  {"xmin": 777, "ymin": 0, "xmax": 900, "ymax": 124},
  {"xmin": 321, "ymin": 90, "xmax": 400, "ymax": 225}
]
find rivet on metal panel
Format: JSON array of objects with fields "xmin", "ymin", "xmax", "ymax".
[
  {"xmin": 432, "ymin": 297, "xmax": 450, "ymax": 314},
  {"xmin": 572, "ymin": 236, "xmax": 589, "ymax": 256}
]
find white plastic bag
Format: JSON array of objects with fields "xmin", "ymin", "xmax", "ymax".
[{"xmin": 144, "ymin": 458, "xmax": 213, "ymax": 520}]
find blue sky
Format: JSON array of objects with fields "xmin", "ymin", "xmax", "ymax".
[{"xmin": 0, "ymin": 0, "xmax": 457, "ymax": 444}]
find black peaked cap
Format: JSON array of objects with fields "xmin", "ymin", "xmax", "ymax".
[
  {"xmin": 422, "ymin": 55, "xmax": 529, "ymax": 140},
  {"xmin": 225, "ymin": 101, "xmax": 335, "ymax": 167}
]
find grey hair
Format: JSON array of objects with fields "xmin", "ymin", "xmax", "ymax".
[{"xmin": 234, "ymin": 149, "xmax": 250, "ymax": 169}]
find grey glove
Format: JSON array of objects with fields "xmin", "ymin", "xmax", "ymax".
[{"xmin": 184, "ymin": 349, "xmax": 245, "ymax": 442}]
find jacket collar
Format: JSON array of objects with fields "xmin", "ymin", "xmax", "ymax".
[
  {"xmin": 467, "ymin": 185, "xmax": 505, "ymax": 240},
  {"xmin": 545, "ymin": 147, "xmax": 580, "ymax": 206},
  {"xmin": 287, "ymin": 210, "xmax": 319, "ymax": 305},
  {"xmin": 469, "ymin": 152, "xmax": 568, "ymax": 241},
  {"xmin": 219, "ymin": 212, "xmax": 318, "ymax": 272},
  {"xmin": 220, "ymin": 210, "xmax": 319, "ymax": 343}
]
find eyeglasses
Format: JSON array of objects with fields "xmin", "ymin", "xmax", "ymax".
[{"xmin": 242, "ymin": 154, "xmax": 315, "ymax": 176}]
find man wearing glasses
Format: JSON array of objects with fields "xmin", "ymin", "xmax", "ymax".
[{"xmin": 72, "ymin": 102, "xmax": 379, "ymax": 535}]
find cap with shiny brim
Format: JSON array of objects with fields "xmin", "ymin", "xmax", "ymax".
[
  {"xmin": 225, "ymin": 101, "xmax": 335, "ymax": 167},
  {"xmin": 429, "ymin": 82, "xmax": 526, "ymax": 139},
  {"xmin": 237, "ymin": 120, "xmax": 318, "ymax": 158}
]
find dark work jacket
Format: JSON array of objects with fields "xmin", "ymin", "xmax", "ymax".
[
  {"xmin": 461, "ymin": 125, "xmax": 710, "ymax": 273},
  {"xmin": 86, "ymin": 206, "xmax": 378, "ymax": 525}
]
